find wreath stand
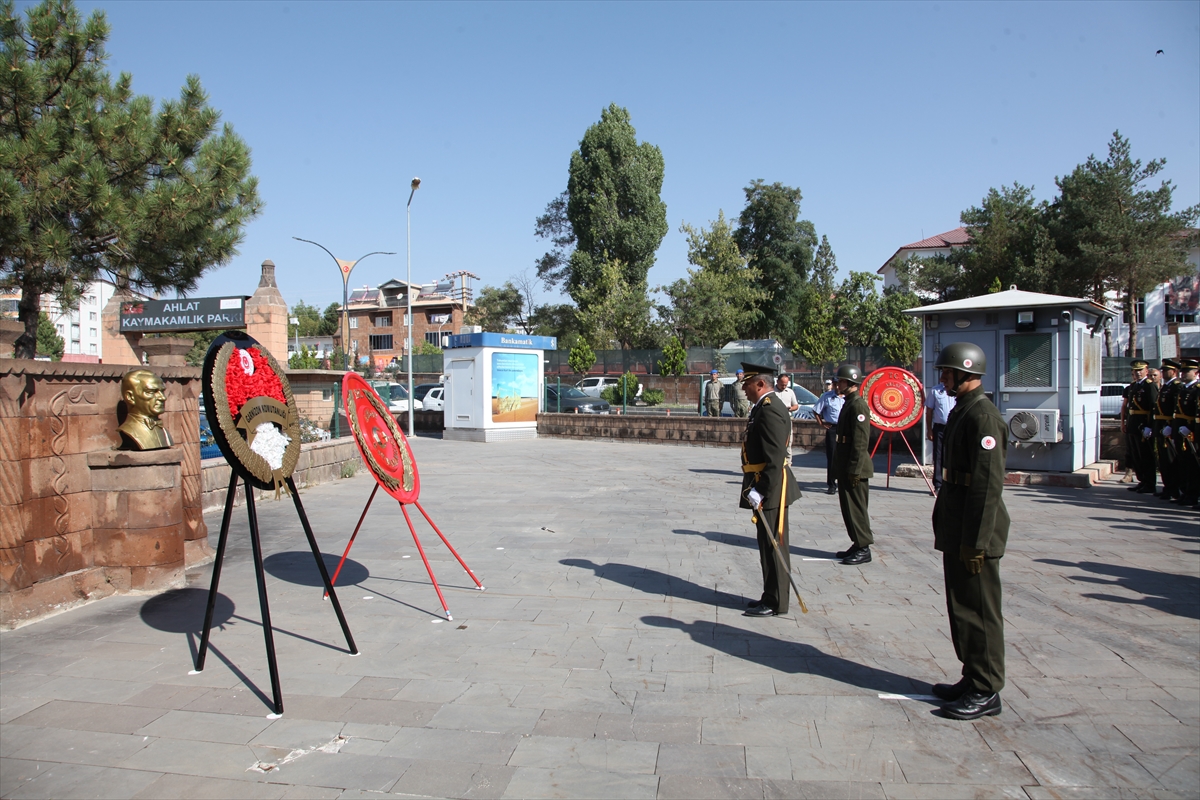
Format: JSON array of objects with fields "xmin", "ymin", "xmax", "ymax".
[
  {"xmin": 194, "ymin": 473, "xmax": 358, "ymax": 716},
  {"xmin": 869, "ymin": 430, "xmax": 936, "ymax": 495},
  {"xmin": 861, "ymin": 366, "xmax": 936, "ymax": 497},
  {"xmin": 325, "ymin": 485, "xmax": 483, "ymax": 620}
]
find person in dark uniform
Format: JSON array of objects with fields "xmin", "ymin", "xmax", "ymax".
[
  {"xmin": 738, "ymin": 362, "xmax": 801, "ymax": 617},
  {"xmin": 832, "ymin": 363, "xmax": 873, "ymax": 565},
  {"xmin": 1154, "ymin": 359, "xmax": 1182, "ymax": 501},
  {"xmin": 929, "ymin": 342, "xmax": 1009, "ymax": 720},
  {"xmin": 1172, "ymin": 358, "xmax": 1200, "ymax": 508},
  {"xmin": 1122, "ymin": 360, "xmax": 1158, "ymax": 493}
]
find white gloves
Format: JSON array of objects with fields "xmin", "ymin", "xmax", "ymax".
[
  {"xmin": 1181, "ymin": 426, "xmax": 1191, "ymax": 437},
  {"xmin": 1142, "ymin": 427, "xmax": 1153, "ymax": 439},
  {"xmin": 1162, "ymin": 426, "xmax": 1172, "ymax": 438},
  {"xmin": 747, "ymin": 488, "xmax": 764, "ymax": 509}
]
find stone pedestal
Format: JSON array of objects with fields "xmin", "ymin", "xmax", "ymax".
[
  {"xmin": 87, "ymin": 449, "xmax": 185, "ymax": 592},
  {"xmin": 100, "ymin": 293, "xmax": 143, "ymax": 366},
  {"xmin": 141, "ymin": 337, "xmax": 194, "ymax": 367},
  {"xmin": 245, "ymin": 259, "xmax": 289, "ymax": 367}
]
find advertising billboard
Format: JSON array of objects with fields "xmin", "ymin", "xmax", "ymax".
[{"xmin": 491, "ymin": 352, "xmax": 538, "ymax": 423}]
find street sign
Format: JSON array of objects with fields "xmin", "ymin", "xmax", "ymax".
[{"xmin": 120, "ymin": 296, "xmax": 249, "ymax": 333}]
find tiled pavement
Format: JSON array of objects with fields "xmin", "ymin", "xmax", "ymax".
[{"xmin": 1, "ymin": 436, "xmax": 1197, "ymax": 799}]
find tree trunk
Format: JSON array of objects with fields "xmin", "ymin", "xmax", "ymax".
[
  {"xmin": 14, "ymin": 282, "xmax": 41, "ymax": 359},
  {"xmin": 1124, "ymin": 280, "xmax": 1138, "ymax": 358}
]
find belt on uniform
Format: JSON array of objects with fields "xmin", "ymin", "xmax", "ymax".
[
  {"xmin": 942, "ymin": 468, "xmax": 972, "ymax": 487},
  {"xmin": 742, "ymin": 463, "xmax": 765, "ymax": 473},
  {"xmin": 1174, "ymin": 414, "xmax": 1192, "ymax": 420},
  {"xmin": 1154, "ymin": 415, "xmax": 1171, "ymax": 420},
  {"xmin": 837, "ymin": 435, "xmax": 848, "ymax": 443},
  {"xmin": 1128, "ymin": 410, "xmax": 1149, "ymax": 416}
]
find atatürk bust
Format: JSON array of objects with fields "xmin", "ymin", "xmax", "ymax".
[{"xmin": 117, "ymin": 369, "xmax": 174, "ymax": 450}]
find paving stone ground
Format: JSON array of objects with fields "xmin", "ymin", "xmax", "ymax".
[{"xmin": 2, "ymin": 436, "xmax": 1197, "ymax": 799}]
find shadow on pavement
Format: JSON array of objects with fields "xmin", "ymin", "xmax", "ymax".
[
  {"xmin": 263, "ymin": 551, "xmax": 369, "ymax": 587},
  {"xmin": 672, "ymin": 528, "xmax": 834, "ymax": 559},
  {"xmin": 140, "ymin": 587, "xmax": 234, "ymax": 634},
  {"xmin": 641, "ymin": 616, "xmax": 925, "ymax": 694},
  {"xmin": 687, "ymin": 468, "xmax": 741, "ymax": 477},
  {"xmin": 1036, "ymin": 558, "xmax": 1200, "ymax": 620}
]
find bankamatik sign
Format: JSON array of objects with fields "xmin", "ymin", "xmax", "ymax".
[{"xmin": 120, "ymin": 297, "xmax": 249, "ymax": 333}]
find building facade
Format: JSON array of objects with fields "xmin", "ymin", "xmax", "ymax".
[
  {"xmin": 1, "ymin": 279, "xmax": 128, "ymax": 362},
  {"xmin": 337, "ymin": 279, "xmax": 470, "ymax": 370}
]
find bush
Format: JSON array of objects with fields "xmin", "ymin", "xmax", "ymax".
[
  {"xmin": 340, "ymin": 460, "xmax": 359, "ymax": 479},
  {"xmin": 600, "ymin": 371, "xmax": 641, "ymax": 405},
  {"xmin": 298, "ymin": 417, "xmax": 331, "ymax": 444},
  {"xmin": 657, "ymin": 336, "xmax": 686, "ymax": 376},
  {"xmin": 642, "ymin": 388, "xmax": 664, "ymax": 406}
]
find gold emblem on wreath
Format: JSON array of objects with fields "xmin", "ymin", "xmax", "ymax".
[{"xmin": 346, "ymin": 387, "xmax": 415, "ymax": 494}]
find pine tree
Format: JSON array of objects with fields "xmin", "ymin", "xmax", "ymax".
[{"xmin": 0, "ymin": 0, "xmax": 262, "ymax": 358}]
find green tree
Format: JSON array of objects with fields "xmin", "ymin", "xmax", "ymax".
[
  {"xmin": 877, "ymin": 288, "xmax": 923, "ymax": 366},
  {"xmin": 35, "ymin": 310, "xmax": 62, "ymax": 359},
  {"xmin": 528, "ymin": 303, "xmax": 578, "ymax": 340},
  {"xmin": 416, "ymin": 341, "xmax": 442, "ymax": 355},
  {"xmin": 464, "ymin": 283, "xmax": 524, "ymax": 332},
  {"xmin": 811, "ymin": 234, "xmax": 837, "ymax": 293},
  {"xmin": 792, "ymin": 284, "xmax": 844, "ymax": 381},
  {"xmin": 567, "ymin": 337, "xmax": 595, "ymax": 376},
  {"xmin": 288, "ymin": 344, "xmax": 321, "ymax": 369},
  {"xmin": 289, "ymin": 300, "xmax": 324, "ymax": 338},
  {"xmin": 0, "ymin": 0, "xmax": 262, "ymax": 359},
  {"xmin": 893, "ymin": 252, "xmax": 963, "ymax": 302},
  {"xmin": 657, "ymin": 335, "xmax": 687, "ymax": 376},
  {"xmin": 733, "ymin": 180, "xmax": 817, "ymax": 341},
  {"xmin": 539, "ymin": 104, "xmax": 668, "ymax": 307},
  {"xmin": 832, "ymin": 272, "xmax": 883, "ymax": 348},
  {"xmin": 1051, "ymin": 131, "xmax": 1199, "ymax": 354},
  {"xmin": 576, "ymin": 256, "xmax": 660, "ymax": 349},
  {"xmin": 661, "ymin": 212, "xmax": 766, "ymax": 347},
  {"xmin": 320, "ymin": 302, "xmax": 341, "ymax": 336}
]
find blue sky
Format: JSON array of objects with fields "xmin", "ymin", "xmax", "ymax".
[{"xmin": 70, "ymin": 0, "xmax": 1200, "ymax": 313}]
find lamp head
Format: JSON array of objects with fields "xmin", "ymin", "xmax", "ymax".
[{"xmin": 411, "ymin": 177, "xmax": 421, "ymax": 191}]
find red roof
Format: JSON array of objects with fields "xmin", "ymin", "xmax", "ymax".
[{"xmin": 879, "ymin": 227, "xmax": 971, "ymax": 273}]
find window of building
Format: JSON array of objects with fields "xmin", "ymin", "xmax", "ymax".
[
  {"xmin": 375, "ymin": 314, "xmax": 392, "ymax": 327},
  {"xmin": 71, "ymin": 325, "xmax": 80, "ymax": 340},
  {"xmin": 1122, "ymin": 300, "xmax": 1146, "ymax": 325},
  {"xmin": 89, "ymin": 343, "xmax": 97, "ymax": 354},
  {"xmin": 89, "ymin": 311, "xmax": 97, "ymax": 321},
  {"xmin": 1004, "ymin": 332, "xmax": 1053, "ymax": 388},
  {"xmin": 85, "ymin": 295, "xmax": 96, "ymax": 305},
  {"xmin": 349, "ymin": 317, "xmax": 358, "ymax": 329},
  {"xmin": 88, "ymin": 328, "xmax": 97, "ymax": 338},
  {"xmin": 425, "ymin": 331, "xmax": 448, "ymax": 347},
  {"xmin": 322, "ymin": 388, "xmax": 333, "ymax": 401},
  {"xmin": 1167, "ymin": 312, "xmax": 1196, "ymax": 324},
  {"xmin": 56, "ymin": 324, "xmax": 65, "ymax": 335},
  {"xmin": 369, "ymin": 334, "xmax": 394, "ymax": 351}
]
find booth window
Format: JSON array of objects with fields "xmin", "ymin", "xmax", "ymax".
[
  {"xmin": 1005, "ymin": 333, "xmax": 1053, "ymax": 387},
  {"xmin": 369, "ymin": 334, "xmax": 393, "ymax": 351}
]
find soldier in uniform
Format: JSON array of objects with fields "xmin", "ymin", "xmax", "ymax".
[
  {"xmin": 1122, "ymin": 360, "xmax": 1158, "ymax": 494},
  {"xmin": 929, "ymin": 342, "xmax": 1009, "ymax": 720},
  {"xmin": 1172, "ymin": 358, "xmax": 1200, "ymax": 508},
  {"xmin": 705, "ymin": 369, "xmax": 722, "ymax": 417},
  {"xmin": 832, "ymin": 363, "xmax": 874, "ymax": 565},
  {"xmin": 1154, "ymin": 359, "xmax": 1182, "ymax": 501},
  {"xmin": 738, "ymin": 362, "xmax": 801, "ymax": 617},
  {"xmin": 732, "ymin": 368, "xmax": 751, "ymax": 417}
]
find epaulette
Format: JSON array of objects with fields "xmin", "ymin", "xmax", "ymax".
[{"xmin": 762, "ymin": 396, "xmax": 771, "ymax": 405}]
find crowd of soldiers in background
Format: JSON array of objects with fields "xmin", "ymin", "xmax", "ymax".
[{"xmin": 1122, "ymin": 357, "xmax": 1200, "ymax": 510}]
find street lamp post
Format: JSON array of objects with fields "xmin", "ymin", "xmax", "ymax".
[
  {"xmin": 292, "ymin": 238, "xmax": 394, "ymax": 371},
  {"xmin": 406, "ymin": 177, "xmax": 421, "ymax": 436}
]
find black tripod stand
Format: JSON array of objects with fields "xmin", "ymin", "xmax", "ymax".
[{"xmin": 194, "ymin": 473, "xmax": 358, "ymax": 715}]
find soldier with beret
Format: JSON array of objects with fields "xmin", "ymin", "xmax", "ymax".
[
  {"xmin": 738, "ymin": 362, "xmax": 801, "ymax": 617},
  {"xmin": 1173, "ymin": 358, "xmax": 1200, "ymax": 509},
  {"xmin": 1122, "ymin": 360, "xmax": 1158, "ymax": 494},
  {"xmin": 1154, "ymin": 359, "xmax": 1182, "ymax": 501},
  {"xmin": 929, "ymin": 342, "xmax": 1009, "ymax": 720},
  {"xmin": 832, "ymin": 363, "xmax": 874, "ymax": 565},
  {"xmin": 733, "ymin": 369, "xmax": 751, "ymax": 417},
  {"xmin": 705, "ymin": 369, "xmax": 722, "ymax": 418}
]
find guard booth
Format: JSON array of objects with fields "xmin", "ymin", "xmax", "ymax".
[
  {"xmin": 442, "ymin": 332, "xmax": 557, "ymax": 442},
  {"xmin": 903, "ymin": 288, "xmax": 1117, "ymax": 473}
]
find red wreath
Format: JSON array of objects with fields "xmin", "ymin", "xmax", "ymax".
[{"xmin": 224, "ymin": 347, "xmax": 286, "ymax": 419}]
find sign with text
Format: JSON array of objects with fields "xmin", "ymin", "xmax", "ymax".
[{"xmin": 120, "ymin": 297, "xmax": 249, "ymax": 333}]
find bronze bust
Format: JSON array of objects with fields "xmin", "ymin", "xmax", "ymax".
[{"xmin": 118, "ymin": 369, "xmax": 174, "ymax": 450}]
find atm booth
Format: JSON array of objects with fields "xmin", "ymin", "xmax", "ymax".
[
  {"xmin": 441, "ymin": 332, "xmax": 558, "ymax": 442},
  {"xmin": 903, "ymin": 288, "xmax": 1117, "ymax": 473}
]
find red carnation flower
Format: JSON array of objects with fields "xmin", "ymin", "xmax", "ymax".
[{"xmin": 225, "ymin": 347, "xmax": 286, "ymax": 418}]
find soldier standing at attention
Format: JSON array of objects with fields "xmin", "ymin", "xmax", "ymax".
[
  {"xmin": 738, "ymin": 363, "xmax": 801, "ymax": 617},
  {"xmin": 1154, "ymin": 359, "xmax": 1182, "ymax": 501},
  {"xmin": 1172, "ymin": 358, "xmax": 1200, "ymax": 509},
  {"xmin": 930, "ymin": 342, "xmax": 1009, "ymax": 720},
  {"xmin": 1122, "ymin": 360, "xmax": 1158, "ymax": 494},
  {"xmin": 732, "ymin": 368, "xmax": 751, "ymax": 417},
  {"xmin": 833, "ymin": 363, "xmax": 873, "ymax": 565},
  {"xmin": 705, "ymin": 369, "xmax": 722, "ymax": 417}
]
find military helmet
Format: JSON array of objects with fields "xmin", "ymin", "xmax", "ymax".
[
  {"xmin": 835, "ymin": 363, "xmax": 862, "ymax": 383},
  {"xmin": 934, "ymin": 342, "xmax": 987, "ymax": 376}
]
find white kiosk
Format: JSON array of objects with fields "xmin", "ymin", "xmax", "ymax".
[{"xmin": 442, "ymin": 332, "xmax": 557, "ymax": 442}]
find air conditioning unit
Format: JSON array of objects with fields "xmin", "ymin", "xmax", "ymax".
[{"xmin": 1004, "ymin": 408, "xmax": 1062, "ymax": 444}]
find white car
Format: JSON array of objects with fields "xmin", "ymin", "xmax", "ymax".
[
  {"xmin": 575, "ymin": 375, "xmax": 643, "ymax": 401},
  {"xmin": 371, "ymin": 381, "xmax": 422, "ymax": 415},
  {"xmin": 1100, "ymin": 383, "xmax": 1126, "ymax": 417},
  {"xmin": 420, "ymin": 385, "xmax": 445, "ymax": 412}
]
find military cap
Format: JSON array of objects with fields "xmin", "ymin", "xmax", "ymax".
[
  {"xmin": 710, "ymin": 368, "xmax": 719, "ymax": 375},
  {"xmin": 1179, "ymin": 357, "xmax": 1200, "ymax": 370},
  {"xmin": 739, "ymin": 361, "xmax": 778, "ymax": 382},
  {"xmin": 735, "ymin": 368, "xmax": 744, "ymax": 374},
  {"xmin": 1130, "ymin": 360, "xmax": 1149, "ymax": 369},
  {"xmin": 1161, "ymin": 358, "xmax": 1180, "ymax": 370}
]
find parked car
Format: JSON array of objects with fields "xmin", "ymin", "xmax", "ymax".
[
  {"xmin": 699, "ymin": 377, "xmax": 818, "ymax": 418},
  {"xmin": 413, "ymin": 383, "xmax": 440, "ymax": 403},
  {"xmin": 198, "ymin": 406, "xmax": 222, "ymax": 460},
  {"xmin": 371, "ymin": 381, "xmax": 422, "ymax": 415},
  {"xmin": 546, "ymin": 386, "xmax": 611, "ymax": 414},
  {"xmin": 1100, "ymin": 383, "xmax": 1126, "ymax": 417},
  {"xmin": 575, "ymin": 375, "xmax": 643, "ymax": 401},
  {"xmin": 420, "ymin": 385, "xmax": 445, "ymax": 412}
]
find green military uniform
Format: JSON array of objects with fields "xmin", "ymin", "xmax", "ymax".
[
  {"xmin": 1155, "ymin": 362, "xmax": 1181, "ymax": 500},
  {"xmin": 705, "ymin": 373, "xmax": 722, "ymax": 417},
  {"xmin": 1124, "ymin": 371, "xmax": 1158, "ymax": 492},
  {"xmin": 732, "ymin": 377, "xmax": 750, "ymax": 418},
  {"xmin": 740, "ymin": 389, "xmax": 801, "ymax": 614},
  {"xmin": 1174, "ymin": 366, "xmax": 1200, "ymax": 506},
  {"xmin": 933, "ymin": 384, "xmax": 1010, "ymax": 696},
  {"xmin": 833, "ymin": 387, "xmax": 873, "ymax": 550}
]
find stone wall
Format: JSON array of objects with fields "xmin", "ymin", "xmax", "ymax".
[
  {"xmin": 0, "ymin": 360, "xmax": 208, "ymax": 628},
  {"xmin": 537, "ymin": 412, "xmax": 828, "ymax": 451},
  {"xmin": 199, "ymin": 438, "xmax": 363, "ymax": 514}
]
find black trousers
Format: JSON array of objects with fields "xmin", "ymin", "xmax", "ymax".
[
  {"xmin": 754, "ymin": 505, "xmax": 791, "ymax": 615},
  {"xmin": 837, "ymin": 477, "xmax": 873, "ymax": 548},
  {"xmin": 824, "ymin": 426, "xmax": 837, "ymax": 488},
  {"xmin": 1126, "ymin": 420, "xmax": 1156, "ymax": 487},
  {"xmin": 931, "ymin": 423, "xmax": 946, "ymax": 491},
  {"xmin": 943, "ymin": 551, "xmax": 1005, "ymax": 695},
  {"xmin": 1157, "ymin": 424, "xmax": 1178, "ymax": 496}
]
